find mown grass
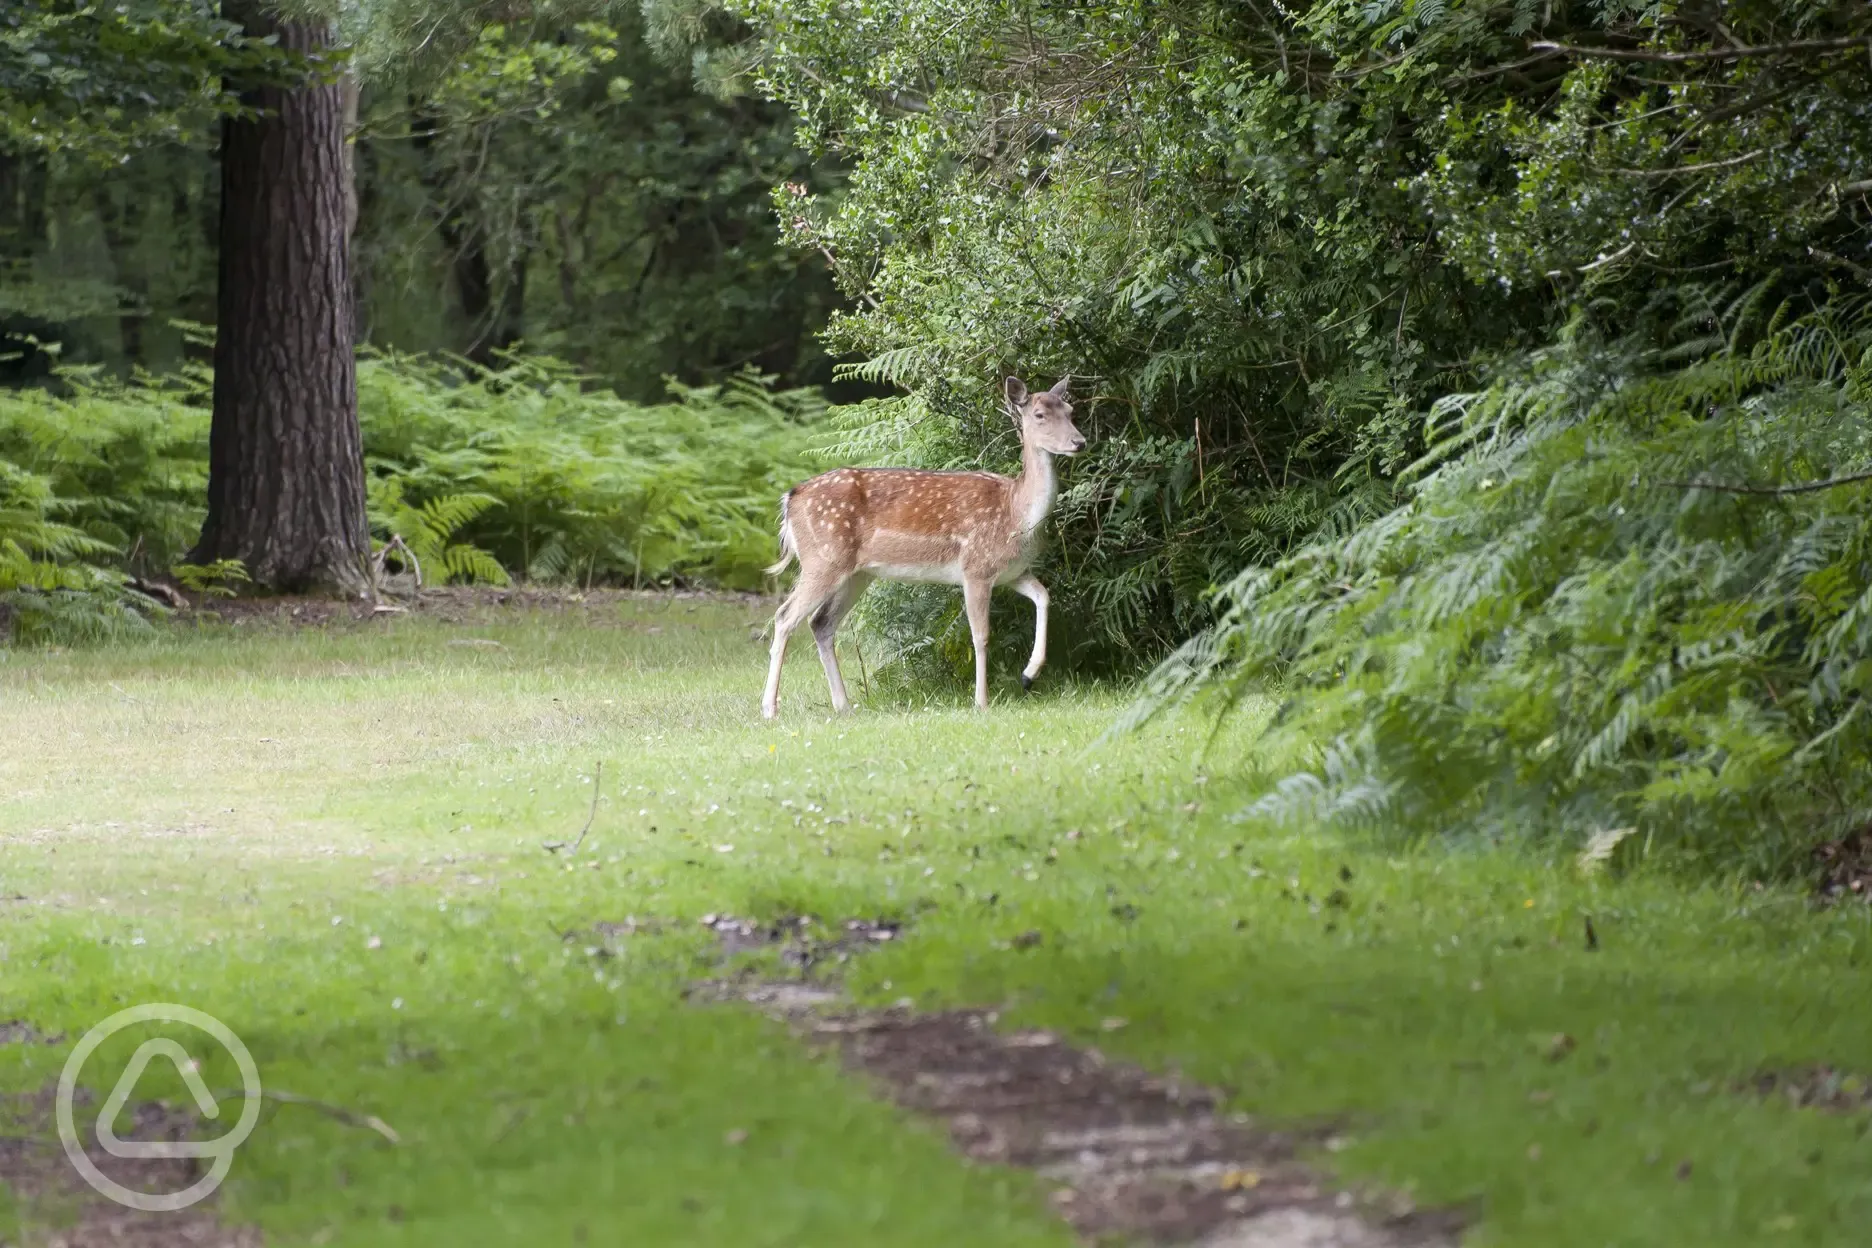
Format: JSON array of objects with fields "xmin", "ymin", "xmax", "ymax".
[{"xmin": 2, "ymin": 596, "xmax": 1870, "ymax": 1246}]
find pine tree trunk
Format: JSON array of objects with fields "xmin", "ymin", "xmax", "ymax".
[{"xmin": 192, "ymin": 2, "xmax": 368, "ymax": 594}]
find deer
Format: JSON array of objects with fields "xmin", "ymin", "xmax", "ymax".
[{"xmin": 761, "ymin": 375, "xmax": 1086, "ymax": 718}]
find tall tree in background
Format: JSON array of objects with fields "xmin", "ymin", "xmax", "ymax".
[
  {"xmin": 4, "ymin": 3, "xmax": 841, "ymax": 399},
  {"xmin": 191, "ymin": 1, "xmax": 368, "ymax": 592},
  {"xmin": 1, "ymin": 1, "xmax": 264, "ymax": 381}
]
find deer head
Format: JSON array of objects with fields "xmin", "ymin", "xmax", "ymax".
[{"xmin": 1005, "ymin": 376, "xmax": 1087, "ymax": 456}]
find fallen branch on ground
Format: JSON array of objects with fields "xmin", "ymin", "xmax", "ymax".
[
  {"xmin": 216, "ymin": 1088, "xmax": 401, "ymax": 1144},
  {"xmin": 543, "ymin": 761, "xmax": 603, "ymax": 854},
  {"xmin": 127, "ymin": 578, "xmax": 188, "ymax": 611},
  {"xmin": 370, "ymin": 534, "xmax": 423, "ymax": 592}
]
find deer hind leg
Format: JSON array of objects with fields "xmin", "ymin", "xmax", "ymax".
[
  {"xmin": 810, "ymin": 573, "xmax": 870, "ymax": 713},
  {"xmin": 1012, "ymin": 574, "xmax": 1049, "ymax": 691},
  {"xmin": 962, "ymin": 575, "xmax": 993, "ymax": 711},
  {"xmin": 762, "ymin": 566, "xmax": 845, "ymax": 719}
]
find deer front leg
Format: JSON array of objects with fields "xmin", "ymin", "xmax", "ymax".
[
  {"xmin": 962, "ymin": 576, "xmax": 993, "ymax": 711},
  {"xmin": 1012, "ymin": 574, "xmax": 1048, "ymax": 691}
]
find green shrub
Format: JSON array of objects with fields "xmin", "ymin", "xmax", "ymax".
[
  {"xmin": 1128, "ymin": 297, "xmax": 1872, "ymax": 874},
  {"xmin": 0, "ymin": 361, "xmax": 212, "ymax": 572},
  {"xmin": 0, "ymin": 458, "xmax": 156, "ymax": 643},
  {"xmin": 358, "ymin": 352, "xmax": 823, "ymax": 590},
  {"xmin": 0, "ymin": 349, "xmax": 823, "ymax": 641}
]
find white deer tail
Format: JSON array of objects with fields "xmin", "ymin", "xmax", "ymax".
[{"xmin": 763, "ymin": 491, "xmax": 797, "ymax": 576}]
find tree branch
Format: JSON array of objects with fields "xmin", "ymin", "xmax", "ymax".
[
  {"xmin": 1606, "ymin": 149, "xmax": 1766, "ymax": 177},
  {"xmin": 1532, "ymin": 36, "xmax": 1870, "ymax": 64},
  {"xmin": 1445, "ymin": 48, "xmax": 1564, "ymax": 85},
  {"xmin": 1663, "ymin": 469, "xmax": 1872, "ymax": 496},
  {"xmin": 543, "ymin": 761, "xmax": 603, "ymax": 854},
  {"xmin": 217, "ymin": 1088, "xmax": 401, "ymax": 1144},
  {"xmin": 1545, "ymin": 240, "xmax": 1638, "ymax": 279}
]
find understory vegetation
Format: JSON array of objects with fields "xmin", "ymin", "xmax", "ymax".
[
  {"xmin": 7, "ymin": 0, "xmax": 1871, "ymax": 876},
  {"xmin": 10, "ymin": 4, "xmax": 1872, "ymax": 1244},
  {"xmin": 644, "ymin": 0, "xmax": 1872, "ymax": 869},
  {"xmin": 1132, "ymin": 296, "xmax": 1872, "ymax": 874},
  {"xmin": 3, "ymin": 607, "xmax": 1869, "ymax": 1246},
  {"xmin": 0, "ymin": 351, "xmax": 819, "ymax": 638}
]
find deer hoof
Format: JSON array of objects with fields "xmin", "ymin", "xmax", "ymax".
[{"xmin": 1020, "ymin": 673, "xmax": 1034, "ymax": 692}]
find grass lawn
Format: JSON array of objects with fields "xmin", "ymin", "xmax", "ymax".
[{"xmin": 2, "ymin": 594, "xmax": 1869, "ymax": 1246}]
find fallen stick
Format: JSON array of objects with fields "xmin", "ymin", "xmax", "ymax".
[
  {"xmin": 544, "ymin": 762, "xmax": 603, "ymax": 855},
  {"xmin": 216, "ymin": 1088, "xmax": 401, "ymax": 1145}
]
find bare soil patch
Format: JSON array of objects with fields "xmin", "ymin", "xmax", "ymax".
[
  {"xmin": 698, "ymin": 913, "xmax": 901, "ymax": 971},
  {"xmin": 0, "ymin": 1089, "xmax": 257, "ymax": 1247},
  {"xmin": 0, "ymin": 1022, "xmax": 61, "ymax": 1047},
  {"xmin": 1813, "ymin": 826, "xmax": 1872, "ymax": 905},
  {"xmin": 1744, "ymin": 1066, "xmax": 1872, "ymax": 1113}
]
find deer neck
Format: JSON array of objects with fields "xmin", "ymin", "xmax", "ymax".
[{"xmin": 1012, "ymin": 437, "xmax": 1058, "ymax": 537}]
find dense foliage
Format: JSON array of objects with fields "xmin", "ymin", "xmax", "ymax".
[
  {"xmin": 662, "ymin": 0, "xmax": 1540, "ymax": 673},
  {"xmin": 0, "ymin": 2, "xmax": 290, "ymax": 159},
  {"xmin": 1130, "ymin": 297, "xmax": 1872, "ymax": 871},
  {"xmin": 2, "ymin": 2, "xmax": 841, "ymax": 397},
  {"xmin": 7, "ymin": 0, "xmax": 1870, "ymax": 865},
  {"xmin": 665, "ymin": 0, "xmax": 1872, "ymax": 862},
  {"xmin": 348, "ymin": 5, "xmax": 844, "ymax": 391},
  {"xmin": 0, "ymin": 352, "xmax": 819, "ymax": 639},
  {"xmin": 358, "ymin": 353, "xmax": 822, "ymax": 586}
]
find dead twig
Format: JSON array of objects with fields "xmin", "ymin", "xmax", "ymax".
[
  {"xmin": 371, "ymin": 534, "xmax": 423, "ymax": 591},
  {"xmin": 543, "ymin": 762, "xmax": 603, "ymax": 855},
  {"xmin": 1606, "ymin": 149, "xmax": 1766, "ymax": 177},
  {"xmin": 1532, "ymin": 36, "xmax": 1871, "ymax": 64},
  {"xmin": 1663, "ymin": 469, "xmax": 1872, "ymax": 496},
  {"xmin": 216, "ymin": 1088, "xmax": 400, "ymax": 1145},
  {"xmin": 1546, "ymin": 240, "xmax": 1640, "ymax": 279},
  {"xmin": 127, "ymin": 577, "xmax": 188, "ymax": 611},
  {"xmin": 1444, "ymin": 47, "xmax": 1565, "ymax": 85}
]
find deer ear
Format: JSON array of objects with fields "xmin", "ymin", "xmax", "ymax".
[
  {"xmin": 1004, "ymin": 377, "xmax": 1029, "ymax": 408},
  {"xmin": 1048, "ymin": 375, "xmax": 1071, "ymax": 399}
]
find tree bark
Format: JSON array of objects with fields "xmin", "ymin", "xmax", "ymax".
[{"xmin": 193, "ymin": 2, "xmax": 369, "ymax": 594}]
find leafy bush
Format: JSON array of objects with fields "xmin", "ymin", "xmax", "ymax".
[
  {"xmin": 658, "ymin": 0, "xmax": 1872, "ymax": 702},
  {"xmin": 0, "ymin": 360, "xmax": 209, "ymax": 641},
  {"xmin": 670, "ymin": 0, "xmax": 1872, "ymax": 870},
  {"xmin": 0, "ymin": 458, "xmax": 156, "ymax": 643},
  {"xmin": 0, "ymin": 360, "xmax": 212, "ymax": 567},
  {"xmin": 0, "ymin": 349, "xmax": 822, "ymax": 640},
  {"xmin": 358, "ymin": 352, "xmax": 822, "ymax": 589},
  {"xmin": 1129, "ymin": 297, "xmax": 1872, "ymax": 873},
  {"xmin": 664, "ymin": 0, "xmax": 1555, "ymax": 677}
]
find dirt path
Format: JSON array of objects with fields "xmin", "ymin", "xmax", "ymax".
[{"xmin": 685, "ymin": 912, "xmax": 1463, "ymax": 1248}]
